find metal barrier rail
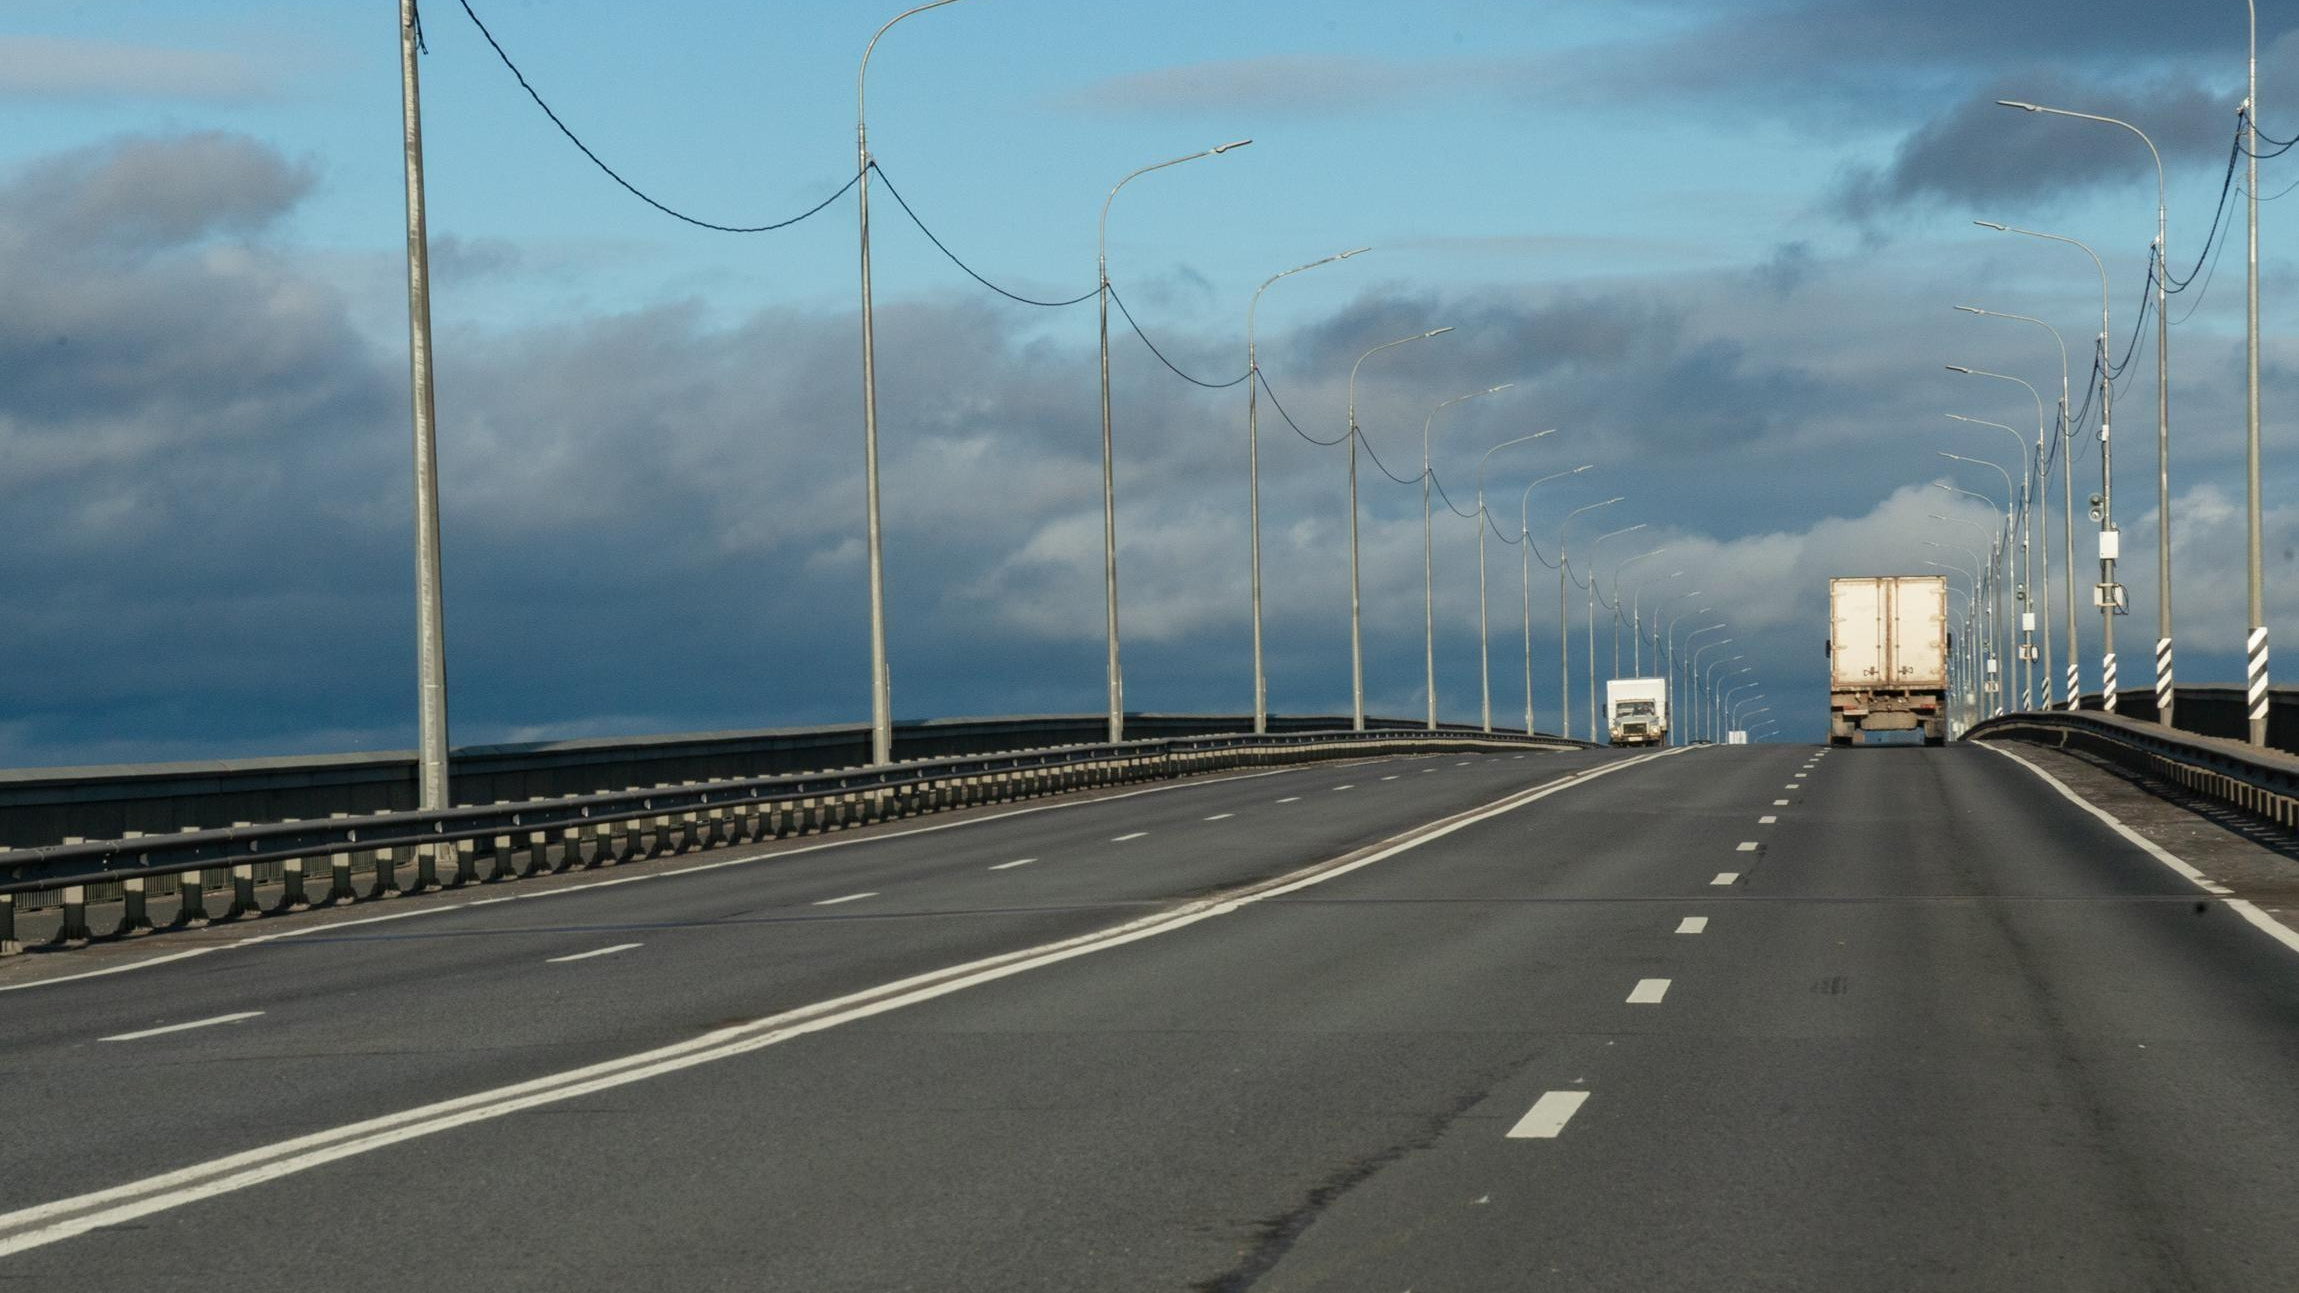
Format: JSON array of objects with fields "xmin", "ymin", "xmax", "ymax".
[
  {"xmin": 1968, "ymin": 708, "xmax": 2299, "ymax": 835},
  {"xmin": 0, "ymin": 727, "xmax": 1579, "ymax": 954}
]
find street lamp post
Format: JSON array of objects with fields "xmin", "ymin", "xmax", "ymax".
[
  {"xmin": 1345, "ymin": 326, "xmax": 1453, "ymax": 731},
  {"xmin": 1099, "ymin": 139, "xmax": 1252, "ymax": 744},
  {"xmin": 1975, "ymin": 220, "xmax": 2118, "ymax": 711},
  {"xmin": 1473, "ymin": 434, "xmax": 1551, "ymax": 732},
  {"xmin": 1941, "ymin": 451, "xmax": 2023, "ymax": 706},
  {"xmin": 1625, "ymin": 568, "xmax": 1682, "ymax": 676},
  {"xmin": 857, "ymin": 0, "xmax": 966, "ymax": 766},
  {"xmin": 1704, "ymin": 657, "xmax": 1747, "ymax": 743},
  {"xmin": 1558, "ymin": 497, "xmax": 1623, "ymax": 740},
  {"xmin": 1688, "ymin": 637, "xmax": 1733, "ymax": 744},
  {"xmin": 2000, "ymin": 100, "xmax": 2174, "ymax": 727},
  {"xmin": 1937, "ymin": 480, "xmax": 2010, "ymax": 715},
  {"xmin": 1519, "ymin": 464, "xmax": 1594, "ymax": 735},
  {"xmin": 1246, "ymin": 247, "xmax": 1368, "ymax": 735},
  {"xmin": 397, "ymin": 0, "xmax": 452, "ymax": 835},
  {"xmin": 1609, "ymin": 549, "xmax": 1669, "ymax": 681},
  {"xmin": 1424, "ymin": 388, "xmax": 1519, "ymax": 729},
  {"xmin": 1952, "ymin": 312, "xmax": 2074, "ymax": 708},
  {"xmin": 1946, "ymin": 409, "xmax": 2039, "ymax": 709},
  {"xmin": 1679, "ymin": 623, "xmax": 1725, "ymax": 746},
  {"xmin": 2245, "ymin": 0, "xmax": 2268, "ymax": 745}
]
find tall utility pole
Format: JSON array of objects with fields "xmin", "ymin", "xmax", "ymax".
[
  {"xmin": 857, "ymin": 1, "xmax": 962, "ymax": 766},
  {"xmin": 2246, "ymin": 0, "xmax": 2269, "ymax": 745},
  {"xmin": 399, "ymin": 0, "xmax": 450, "ymax": 821}
]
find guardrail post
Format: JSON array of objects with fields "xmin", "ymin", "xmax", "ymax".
[
  {"xmin": 321, "ymin": 814, "xmax": 357, "ymax": 905},
  {"xmin": 116, "ymin": 832, "xmax": 157, "ymax": 936},
  {"xmin": 222, "ymin": 823, "xmax": 262, "ymax": 920},
  {"xmin": 0, "ymin": 890, "xmax": 17, "ymax": 956},
  {"xmin": 173, "ymin": 827, "xmax": 212, "ymax": 928},
  {"xmin": 366, "ymin": 845, "xmax": 401, "ymax": 900},
  {"xmin": 448, "ymin": 831, "xmax": 480, "ymax": 887},
  {"xmin": 274, "ymin": 824, "xmax": 311, "ymax": 912}
]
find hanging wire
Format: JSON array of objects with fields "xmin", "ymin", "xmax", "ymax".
[
  {"xmin": 1106, "ymin": 285, "xmax": 1250, "ymax": 387},
  {"xmin": 868, "ymin": 163, "xmax": 1099, "ymax": 307},
  {"xmin": 455, "ymin": 0, "xmax": 859, "ymax": 232}
]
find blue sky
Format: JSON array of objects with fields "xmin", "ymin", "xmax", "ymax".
[{"xmin": 3, "ymin": 1, "xmax": 2298, "ymax": 765}]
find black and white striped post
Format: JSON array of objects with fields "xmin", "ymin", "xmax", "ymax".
[
  {"xmin": 2102, "ymin": 652, "xmax": 2118, "ymax": 713},
  {"xmin": 2155, "ymin": 637, "xmax": 2173, "ymax": 727},
  {"xmin": 2249, "ymin": 627, "xmax": 2271, "ymax": 741},
  {"xmin": 2065, "ymin": 662, "xmax": 2080, "ymax": 711}
]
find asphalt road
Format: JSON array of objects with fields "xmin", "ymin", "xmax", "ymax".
[{"xmin": 6, "ymin": 740, "xmax": 2299, "ymax": 1291}]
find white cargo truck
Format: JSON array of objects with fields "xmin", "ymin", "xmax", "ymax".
[
  {"xmin": 1605, "ymin": 677, "xmax": 1670, "ymax": 747},
  {"xmin": 1827, "ymin": 575, "xmax": 1949, "ymax": 746}
]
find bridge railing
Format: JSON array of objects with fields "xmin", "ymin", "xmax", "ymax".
[
  {"xmin": 0, "ymin": 725, "xmax": 1583, "ymax": 955},
  {"xmin": 1967, "ymin": 707, "xmax": 2299, "ymax": 838}
]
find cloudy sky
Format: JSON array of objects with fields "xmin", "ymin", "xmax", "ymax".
[{"xmin": 3, "ymin": 0, "xmax": 2298, "ymax": 766}]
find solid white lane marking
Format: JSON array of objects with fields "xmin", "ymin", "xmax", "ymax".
[
  {"xmin": 1626, "ymin": 978, "xmax": 1671, "ymax": 1004},
  {"xmin": 1203, "ymin": 813, "xmax": 1235, "ymax": 821},
  {"xmin": 1736, "ymin": 841, "xmax": 1759, "ymax": 852},
  {"xmin": 1712, "ymin": 872, "xmax": 1739, "ymax": 885},
  {"xmin": 988, "ymin": 858, "xmax": 1037, "ymax": 870},
  {"xmin": 1506, "ymin": 1091, "xmax": 1590, "ymax": 1139},
  {"xmin": 0, "ymin": 746, "xmax": 1681, "ymax": 1256},
  {"xmin": 1111, "ymin": 832, "xmax": 1148, "ymax": 842},
  {"xmin": 1276, "ymin": 797, "xmax": 1302, "ymax": 804},
  {"xmin": 1981, "ymin": 745, "xmax": 2238, "ymax": 901},
  {"xmin": 100, "ymin": 1012, "xmax": 263, "ymax": 1043},
  {"xmin": 1774, "ymin": 799, "xmax": 1791, "ymax": 806},
  {"xmin": 1759, "ymin": 815, "xmax": 1778, "ymax": 824},
  {"xmin": 1676, "ymin": 916, "xmax": 1708, "ymax": 934},
  {"xmin": 812, "ymin": 892, "xmax": 878, "ymax": 906},
  {"xmin": 545, "ymin": 943, "xmax": 641, "ymax": 964}
]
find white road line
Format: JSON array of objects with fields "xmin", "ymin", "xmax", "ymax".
[
  {"xmin": 1276, "ymin": 797, "xmax": 1302, "ymax": 804},
  {"xmin": 1506, "ymin": 1091, "xmax": 1590, "ymax": 1139},
  {"xmin": 1794, "ymin": 773, "xmax": 1808, "ymax": 779},
  {"xmin": 988, "ymin": 858, "xmax": 1037, "ymax": 870},
  {"xmin": 1980, "ymin": 744, "xmax": 2239, "ymax": 901},
  {"xmin": 1712, "ymin": 872, "xmax": 1739, "ymax": 885},
  {"xmin": 1111, "ymin": 832, "xmax": 1148, "ymax": 842},
  {"xmin": 1783, "ymin": 785, "xmax": 1800, "ymax": 791},
  {"xmin": 1203, "ymin": 813, "xmax": 1235, "ymax": 821},
  {"xmin": 812, "ymin": 892, "xmax": 878, "ymax": 906},
  {"xmin": 1456, "ymin": 761, "xmax": 1472, "ymax": 766},
  {"xmin": 1626, "ymin": 978, "xmax": 1671, "ymax": 1004},
  {"xmin": 0, "ymin": 745, "xmax": 1680, "ymax": 1256},
  {"xmin": 1774, "ymin": 799, "xmax": 1791, "ymax": 806},
  {"xmin": 545, "ymin": 943, "xmax": 641, "ymax": 964},
  {"xmin": 1759, "ymin": 815, "xmax": 1778, "ymax": 824},
  {"xmin": 100, "ymin": 1012, "xmax": 264, "ymax": 1044},
  {"xmin": 1675, "ymin": 916, "xmax": 1708, "ymax": 934},
  {"xmin": 1736, "ymin": 841, "xmax": 1759, "ymax": 852},
  {"xmin": 1381, "ymin": 775, "xmax": 1400, "ymax": 781},
  {"xmin": 1332, "ymin": 785, "xmax": 1355, "ymax": 792},
  {"xmin": 1420, "ymin": 768, "xmax": 1436, "ymax": 774}
]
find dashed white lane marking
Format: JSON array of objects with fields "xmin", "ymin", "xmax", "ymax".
[
  {"xmin": 1381, "ymin": 775, "xmax": 1400, "ymax": 781},
  {"xmin": 546, "ymin": 943, "xmax": 642, "ymax": 964},
  {"xmin": 1455, "ymin": 761, "xmax": 1472, "ymax": 767},
  {"xmin": 1676, "ymin": 916, "xmax": 1708, "ymax": 934},
  {"xmin": 1712, "ymin": 872, "xmax": 1739, "ymax": 885},
  {"xmin": 988, "ymin": 858, "xmax": 1037, "ymax": 870},
  {"xmin": 1203, "ymin": 813, "xmax": 1235, "ymax": 821},
  {"xmin": 812, "ymin": 892, "xmax": 878, "ymax": 906},
  {"xmin": 1783, "ymin": 785, "xmax": 1800, "ymax": 791},
  {"xmin": 1276, "ymin": 797, "xmax": 1302, "ymax": 804},
  {"xmin": 1332, "ymin": 785, "xmax": 1355, "ymax": 791},
  {"xmin": 1759, "ymin": 815, "xmax": 1778, "ymax": 824},
  {"xmin": 1736, "ymin": 841, "xmax": 1759, "ymax": 852},
  {"xmin": 1111, "ymin": 832, "xmax": 1148, "ymax": 842},
  {"xmin": 1506, "ymin": 1091, "xmax": 1591, "ymax": 1139},
  {"xmin": 100, "ymin": 1012, "xmax": 264, "ymax": 1043},
  {"xmin": 1794, "ymin": 773, "xmax": 1809, "ymax": 779},
  {"xmin": 1774, "ymin": 799, "xmax": 1791, "ymax": 806},
  {"xmin": 1626, "ymin": 978, "xmax": 1671, "ymax": 1004},
  {"xmin": 1421, "ymin": 768, "xmax": 1436, "ymax": 774}
]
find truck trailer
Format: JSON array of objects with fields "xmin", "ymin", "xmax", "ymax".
[
  {"xmin": 1827, "ymin": 575, "xmax": 1949, "ymax": 746},
  {"xmin": 1605, "ymin": 677, "xmax": 1670, "ymax": 747}
]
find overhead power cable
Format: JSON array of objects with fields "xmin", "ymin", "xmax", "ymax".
[
  {"xmin": 455, "ymin": 0, "xmax": 858, "ymax": 232},
  {"xmin": 868, "ymin": 163, "xmax": 1099, "ymax": 307},
  {"xmin": 1106, "ymin": 286, "xmax": 1250, "ymax": 388}
]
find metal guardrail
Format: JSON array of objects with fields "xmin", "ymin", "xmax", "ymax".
[
  {"xmin": 0, "ymin": 726, "xmax": 1581, "ymax": 955},
  {"xmin": 1968, "ymin": 707, "xmax": 2299, "ymax": 836}
]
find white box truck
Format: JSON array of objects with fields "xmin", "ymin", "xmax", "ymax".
[
  {"xmin": 1605, "ymin": 677, "xmax": 1670, "ymax": 747},
  {"xmin": 1827, "ymin": 575, "xmax": 1949, "ymax": 746}
]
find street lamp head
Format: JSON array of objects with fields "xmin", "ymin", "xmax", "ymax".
[
  {"xmin": 1953, "ymin": 305, "xmax": 1986, "ymax": 315},
  {"xmin": 1488, "ymin": 383, "xmax": 1517, "ymax": 395},
  {"xmin": 1529, "ymin": 427, "xmax": 1557, "ymax": 439},
  {"xmin": 1571, "ymin": 463, "xmax": 1594, "ymax": 473},
  {"xmin": 1339, "ymin": 246, "xmax": 1372, "ymax": 259},
  {"xmin": 1944, "ymin": 365, "xmax": 1972, "ymax": 374},
  {"xmin": 1423, "ymin": 326, "xmax": 1454, "ymax": 339},
  {"xmin": 1210, "ymin": 138, "xmax": 1253, "ymax": 154},
  {"xmin": 1972, "ymin": 219, "xmax": 2008, "ymax": 231},
  {"xmin": 1996, "ymin": 99, "xmax": 2042, "ymax": 112}
]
